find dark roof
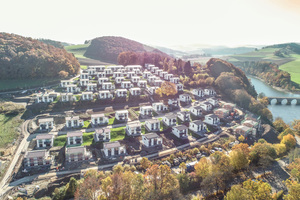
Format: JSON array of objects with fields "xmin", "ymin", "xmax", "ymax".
[
  {"xmin": 146, "ymin": 118, "xmax": 160, "ymax": 124},
  {"xmin": 36, "ymin": 134, "xmax": 53, "ymax": 140},
  {"xmin": 26, "ymin": 150, "xmax": 47, "ymax": 158},
  {"xmin": 202, "ymin": 101, "xmax": 212, "ymax": 105},
  {"xmin": 179, "ymin": 111, "xmax": 190, "ymax": 115},
  {"xmin": 66, "ymin": 146, "xmax": 86, "ymax": 154},
  {"xmin": 206, "ymin": 114, "xmax": 218, "ymax": 118},
  {"xmin": 191, "ymin": 120, "xmax": 204, "ymax": 126},
  {"xmin": 164, "ymin": 114, "xmax": 177, "ymax": 119},
  {"xmin": 127, "ymin": 121, "xmax": 141, "ymax": 128},
  {"xmin": 38, "ymin": 118, "xmax": 54, "ymax": 123},
  {"xmin": 104, "ymin": 141, "xmax": 122, "ymax": 149},
  {"xmin": 95, "ymin": 128, "xmax": 110, "ymax": 134},
  {"xmin": 143, "ymin": 132, "xmax": 160, "ymax": 139},
  {"xmin": 65, "ymin": 116, "xmax": 80, "ymax": 120},
  {"xmin": 91, "ymin": 113, "xmax": 105, "ymax": 118},
  {"xmin": 67, "ymin": 131, "xmax": 83, "ymax": 137},
  {"xmin": 193, "ymin": 106, "xmax": 202, "ymax": 110},
  {"xmin": 174, "ymin": 125, "xmax": 188, "ymax": 131}
]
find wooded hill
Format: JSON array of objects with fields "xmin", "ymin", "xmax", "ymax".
[
  {"xmin": 84, "ymin": 36, "xmax": 170, "ymax": 64},
  {"xmin": 0, "ymin": 33, "xmax": 80, "ymax": 79}
]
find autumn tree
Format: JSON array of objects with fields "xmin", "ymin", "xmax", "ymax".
[
  {"xmin": 224, "ymin": 184, "xmax": 252, "ymax": 200},
  {"xmin": 156, "ymin": 81, "xmax": 177, "ymax": 97},
  {"xmin": 179, "ymin": 162, "xmax": 187, "ymax": 173},
  {"xmin": 281, "ymin": 134, "xmax": 297, "ymax": 150},
  {"xmin": 230, "ymin": 149, "xmax": 249, "ymax": 170},
  {"xmin": 283, "ymin": 180, "xmax": 300, "ymax": 200},
  {"xmin": 292, "ymin": 119, "xmax": 300, "ymax": 136},
  {"xmin": 273, "ymin": 117, "xmax": 289, "ymax": 133},
  {"xmin": 140, "ymin": 157, "xmax": 152, "ymax": 170},
  {"xmin": 287, "ymin": 158, "xmax": 300, "ymax": 181},
  {"xmin": 242, "ymin": 179, "xmax": 273, "ymax": 200},
  {"xmin": 278, "ymin": 128, "xmax": 295, "ymax": 141},
  {"xmin": 144, "ymin": 164, "xmax": 180, "ymax": 199},
  {"xmin": 194, "ymin": 157, "xmax": 210, "ymax": 181},
  {"xmin": 238, "ymin": 135, "xmax": 245, "ymax": 142}
]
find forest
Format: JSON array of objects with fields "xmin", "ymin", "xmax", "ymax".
[
  {"xmin": 84, "ymin": 36, "xmax": 170, "ymax": 64},
  {"xmin": 0, "ymin": 33, "xmax": 80, "ymax": 79}
]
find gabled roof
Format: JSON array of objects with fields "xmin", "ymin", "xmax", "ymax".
[
  {"xmin": 91, "ymin": 113, "xmax": 105, "ymax": 118},
  {"xmin": 192, "ymin": 106, "xmax": 202, "ymax": 110},
  {"xmin": 144, "ymin": 132, "xmax": 160, "ymax": 139},
  {"xmin": 25, "ymin": 149, "xmax": 47, "ymax": 158},
  {"xmin": 191, "ymin": 120, "xmax": 204, "ymax": 126},
  {"xmin": 38, "ymin": 118, "xmax": 54, "ymax": 123},
  {"xmin": 164, "ymin": 114, "xmax": 177, "ymax": 119},
  {"xmin": 66, "ymin": 146, "xmax": 86, "ymax": 154},
  {"xmin": 127, "ymin": 121, "xmax": 141, "ymax": 128},
  {"xmin": 95, "ymin": 128, "xmax": 110, "ymax": 134},
  {"xmin": 206, "ymin": 114, "xmax": 218, "ymax": 118},
  {"xmin": 65, "ymin": 116, "xmax": 80, "ymax": 120},
  {"xmin": 173, "ymin": 125, "xmax": 188, "ymax": 131},
  {"xmin": 36, "ymin": 134, "xmax": 53, "ymax": 140},
  {"xmin": 146, "ymin": 118, "xmax": 160, "ymax": 124},
  {"xmin": 116, "ymin": 110, "xmax": 128, "ymax": 114},
  {"xmin": 67, "ymin": 131, "xmax": 83, "ymax": 137},
  {"xmin": 104, "ymin": 141, "xmax": 122, "ymax": 149}
]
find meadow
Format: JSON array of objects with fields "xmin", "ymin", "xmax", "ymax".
[
  {"xmin": 0, "ymin": 114, "xmax": 22, "ymax": 149},
  {"xmin": 0, "ymin": 78, "xmax": 60, "ymax": 91},
  {"xmin": 65, "ymin": 44, "xmax": 89, "ymax": 59}
]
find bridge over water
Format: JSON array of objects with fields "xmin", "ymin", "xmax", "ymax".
[{"xmin": 268, "ymin": 97, "xmax": 300, "ymax": 105}]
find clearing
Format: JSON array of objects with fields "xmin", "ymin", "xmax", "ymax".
[
  {"xmin": 0, "ymin": 114, "xmax": 23, "ymax": 149},
  {"xmin": 0, "ymin": 78, "xmax": 60, "ymax": 91}
]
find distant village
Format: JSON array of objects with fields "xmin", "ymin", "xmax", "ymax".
[{"xmin": 23, "ymin": 63, "xmax": 262, "ymax": 173}]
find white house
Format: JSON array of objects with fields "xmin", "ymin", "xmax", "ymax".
[
  {"xmin": 178, "ymin": 111, "xmax": 190, "ymax": 122},
  {"xmin": 127, "ymin": 71, "xmax": 135, "ymax": 78},
  {"xmin": 147, "ymin": 75, "xmax": 157, "ymax": 84},
  {"xmin": 159, "ymin": 71, "xmax": 167, "ymax": 78},
  {"xmin": 151, "ymin": 66, "xmax": 159, "ymax": 73},
  {"xmin": 65, "ymin": 116, "xmax": 84, "ymax": 128},
  {"xmin": 190, "ymin": 106, "xmax": 203, "ymax": 117},
  {"xmin": 162, "ymin": 114, "xmax": 177, "ymax": 127},
  {"xmin": 152, "ymin": 102, "xmax": 167, "ymax": 112},
  {"xmin": 192, "ymin": 88, "xmax": 204, "ymax": 98},
  {"xmin": 103, "ymin": 141, "xmax": 126, "ymax": 157},
  {"xmin": 60, "ymin": 93, "xmax": 76, "ymax": 102},
  {"xmin": 207, "ymin": 97, "xmax": 219, "ymax": 107},
  {"xmin": 65, "ymin": 146, "xmax": 91, "ymax": 162},
  {"xmin": 115, "ymin": 110, "xmax": 129, "ymax": 121},
  {"xmin": 24, "ymin": 150, "xmax": 52, "ymax": 168},
  {"xmin": 170, "ymin": 77, "xmax": 180, "ymax": 84},
  {"xmin": 129, "ymin": 87, "xmax": 141, "ymax": 96},
  {"xmin": 140, "ymin": 106, "xmax": 153, "ymax": 116},
  {"xmin": 164, "ymin": 73, "xmax": 173, "ymax": 80},
  {"xmin": 179, "ymin": 94, "xmax": 192, "ymax": 104},
  {"xmin": 200, "ymin": 101, "xmax": 213, "ymax": 111},
  {"xmin": 98, "ymin": 90, "xmax": 113, "ymax": 100},
  {"xmin": 131, "ymin": 76, "xmax": 140, "ymax": 84},
  {"xmin": 87, "ymin": 68, "xmax": 96, "ymax": 75},
  {"xmin": 80, "ymin": 72, "xmax": 89, "ymax": 79},
  {"xmin": 204, "ymin": 114, "xmax": 220, "ymax": 126},
  {"xmin": 125, "ymin": 65, "xmax": 142, "ymax": 72},
  {"xmin": 137, "ymin": 80, "xmax": 147, "ymax": 88},
  {"xmin": 153, "ymin": 79, "xmax": 164, "ymax": 87},
  {"xmin": 80, "ymin": 79, "xmax": 89, "ymax": 86},
  {"xmin": 126, "ymin": 121, "xmax": 142, "ymax": 136},
  {"xmin": 38, "ymin": 118, "xmax": 54, "ymax": 131},
  {"xmin": 168, "ymin": 98, "xmax": 179, "ymax": 108},
  {"xmin": 67, "ymin": 131, "xmax": 83, "ymax": 145},
  {"xmin": 142, "ymin": 133, "xmax": 163, "ymax": 148},
  {"xmin": 143, "ymin": 71, "xmax": 152, "ymax": 79},
  {"xmin": 189, "ymin": 120, "xmax": 207, "ymax": 133},
  {"xmin": 86, "ymin": 83, "xmax": 97, "ymax": 91},
  {"xmin": 81, "ymin": 92, "xmax": 93, "ymax": 101},
  {"xmin": 176, "ymin": 84, "xmax": 183, "ymax": 92},
  {"xmin": 102, "ymin": 82, "xmax": 115, "ymax": 90},
  {"xmin": 104, "ymin": 68, "xmax": 113, "ymax": 76},
  {"xmin": 66, "ymin": 84, "xmax": 80, "ymax": 93},
  {"xmin": 147, "ymin": 86, "xmax": 159, "ymax": 95},
  {"xmin": 60, "ymin": 80, "xmax": 71, "ymax": 87},
  {"xmin": 155, "ymin": 69, "xmax": 163, "ymax": 75},
  {"xmin": 113, "ymin": 71, "xmax": 123, "ymax": 78},
  {"xmin": 121, "ymin": 81, "xmax": 133, "ymax": 89},
  {"xmin": 91, "ymin": 65, "xmax": 105, "ymax": 72},
  {"xmin": 35, "ymin": 93, "xmax": 54, "ymax": 103},
  {"xmin": 94, "ymin": 128, "xmax": 110, "ymax": 142},
  {"xmin": 204, "ymin": 87, "xmax": 216, "ymax": 96},
  {"xmin": 145, "ymin": 63, "xmax": 155, "ymax": 70},
  {"xmin": 115, "ymin": 89, "xmax": 128, "ymax": 98},
  {"xmin": 172, "ymin": 125, "xmax": 188, "ymax": 139},
  {"xmin": 98, "ymin": 77, "xmax": 109, "ymax": 84},
  {"xmin": 91, "ymin": 114, "xmax": 108, "ymax": 126},
  {"xmin": 145, "ymin": 119, "xmax": 160, "ymax": 132},
  {"xmin": 96, "ymin": 72, "xmax": 106, "ymax": 78},
  {"xmin": 115, "ymin": 76, "xmax": 125, "ymax": 84},
  {"xmin": 36, "ymin": 134, "xmax": 54, "ymax": 148}
]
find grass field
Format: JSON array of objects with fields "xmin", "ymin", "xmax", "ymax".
[
  {"xmin": 0, "ymin": 114, "xmax": 22, "ymax": 149},
  {"xmin": 53, "ymin": 135, "xmax": 67, "ymax": 147},
  {"xmin": 82, "ymin": 132, "xmax": 94, "ymax": 146},
  {"xmin": 110, "ymin": 126, "xmax": 126, "ymax": 141},
  {"xmin": 65, "ymin": 44, "xmax": 89, "ymax": 59},
  {"xmin": 279, "ymin": 54, "xmax": 300, "ymax": 84},
  {"xmin": 0, "ymin": 78, "xmax": 60, "ymax": 91}
]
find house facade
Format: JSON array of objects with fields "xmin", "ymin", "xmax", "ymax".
[
  {"xmin": 145, "ymin": 119, "xmax": 160, "ymax": 132},
  {"xmin": 94, "ymin": 128, "xmax": 110, "ymax": 142},
  {"xmin": 191, "ymin": 106, "xmax": 202, "ymax": 117},
  {"xmin": 65, "ymin": 116, "xmax": 84, "ymax": 128},
  {"xmin": 91, "ymin": 114, "xmax": 108, "ymax": 126},
  {"xmin": 152, "ymin": 102, "xmax": 167, "ymax": 112},
  {"xmin": 178, "ymin": 111, "xmax": 190, "ymax": 122},
  {"xmin": 36, "ymin": 134, "xmax": 54, "ymax": 148},
  {"xmin": 189, "ymin": 120, "xmax": 207, "ymax": 133},
  {"xmin": 67, "ymin": 131, "xmax": 83, "ymax": 146},
  {"xmin": 126, "ymin": 121, "xmax": 142, "ymax": 136},
  {"xmin": 65, "ymin": 146, "xmax": 91, "ymax": 162},
  {"xmin": 115, "ymin": 89, "xmax": 128, "ymax": 98},
  {"xmin": 172, "ymin": 125, "xmax": 188, "ymax": 139},
  {"xmin": 179, "ymin": 94, "xmax": 192, "ymax": 104},
  {"xmin": 38, "ymin": 118, "xmax": 54, "ymax": 131},
  {"xmin": 140, "ymin": 106, "xmax": 153, "ymax": 116},
  {"xmin": 103, "ymin": 141, "xmax": 126, "ymax": 157},
  {"xmin": 24, "ymin": 150, "xmax": 52, "ymax": 168},
  {"xmin": 162, "ymin": 114, "xmax": 177, "ymax": 126},
  {"xmin": 115, "ymin": 110, "xmax": 129, "ymax": 121},
  {"xmin": 204, "ymin": 114, "xmax": 220, "ymax": 126}
]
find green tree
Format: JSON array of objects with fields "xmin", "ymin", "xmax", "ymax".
[
  {"xmin": 224, "ymin": 184, "xmax": 252, "ymax": 200},
  {"xmin": 140, "ymin": 157, "xmax": 151, "ymax": 171},
  {"xmin": 179, "ymin": 162, "xmax": 187, "ymax": 173},
  {"xmin": 65, "ymin": 177, "xmax": 78, "ymax": 198},
  {"xmin": 281, "ymin": 134, "xmax": 297, "ymax": 150},
  {"xmin": 230, "ymin": 149, "xmax": 249, "ymax": 170},
  {"xmin": 273, "ymin": 118, "xmax": 289, "ymax": 133}
]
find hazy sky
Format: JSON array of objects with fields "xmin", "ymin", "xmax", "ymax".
[{"xmin": 1, "ymin": 0, "xmax": 300, "ymax": 48}]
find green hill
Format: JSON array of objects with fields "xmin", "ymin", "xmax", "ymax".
[
  {"xmin": 84, "ymin": 36, "xmax": 170, "ymax": 64},
  {"xmin": 227, "ymin": 43, "xmax": 300, "ymax": 85}
]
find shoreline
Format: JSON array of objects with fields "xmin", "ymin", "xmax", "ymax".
[{"xmin": 247, "ymin": 74, "xmax": 300, "ymax": 95}]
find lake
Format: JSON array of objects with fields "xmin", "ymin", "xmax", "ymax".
[{"xmin": 248, "ymin": 76, "xmax": 300, "ymax": 125}]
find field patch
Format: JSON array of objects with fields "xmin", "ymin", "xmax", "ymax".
[
  {"xmin": 0, "ymin": 114, "xmax": 22, "ymax": 149},
  {"xmin": 0, "ymin": 78, "xmax": 60, "ymax": 91},
  {"xmin": 65, "ymin": 44, "xmax": 89, "ymax": 59},
  {"xmin": 110, "ymin": 126, "xmax": 126, "ymax": 141},
  {"xmin": 279, "ymin": 57, "xmax": 300, "ymax": 84}
]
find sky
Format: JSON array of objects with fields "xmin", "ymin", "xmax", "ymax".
[{"xmin": 1, "ymin": 0, "xmax": 300, "ymax": 49}]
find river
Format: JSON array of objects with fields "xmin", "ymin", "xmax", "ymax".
[{"xmin": 248, "ymin": 76, "xmax": 300, "ymax": 124}]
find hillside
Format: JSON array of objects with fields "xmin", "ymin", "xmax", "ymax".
[
  {"xmin": 0, "ymin": 32, "xmax": 80, "ymax": 79},
  {"xmin": 227, "ymin": 43, "xmax": 300, "ymax": 86},
  {"xmin": 84, "ymin": 36, "xmax": 170, "ymax": 64}
]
